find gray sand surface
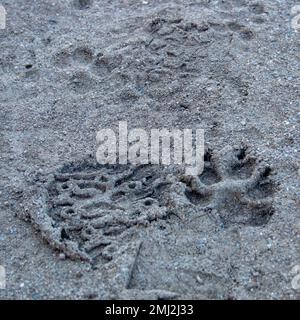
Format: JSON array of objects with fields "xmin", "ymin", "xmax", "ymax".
[{"xmin": 0, "ymin": 0, "xmax": 300, "ymax": 299}]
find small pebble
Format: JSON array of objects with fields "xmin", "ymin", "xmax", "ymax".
[
  {"xmin": 196, "ymin": 275, "xmax": 204, "ymax": 285},
  {"xmin": 75, "ymin": 271, "xmax": 83, "ymax": 278},
  {"xmin": 84, "ymin": 292, "xmax": 98, "ymax": 299},
  {"xmin": 58, "ymin": 253, "xmax": 66, "ymax": 260}
]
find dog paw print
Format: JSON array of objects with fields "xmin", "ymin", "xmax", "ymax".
[
  {"xmin": 54, "ymin": 46, "xmax": 94, "ymax": 68},
  {"xmin": 181, "ymin": 146, "xmax": 276, "ymax": 227},
  {"xmin": 53, "ymin": 45, "xmax": 126, "ymax": 93},
  {"xmin": 53, "ymin": 46, "xmax": 99, "ymax": 93}
]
